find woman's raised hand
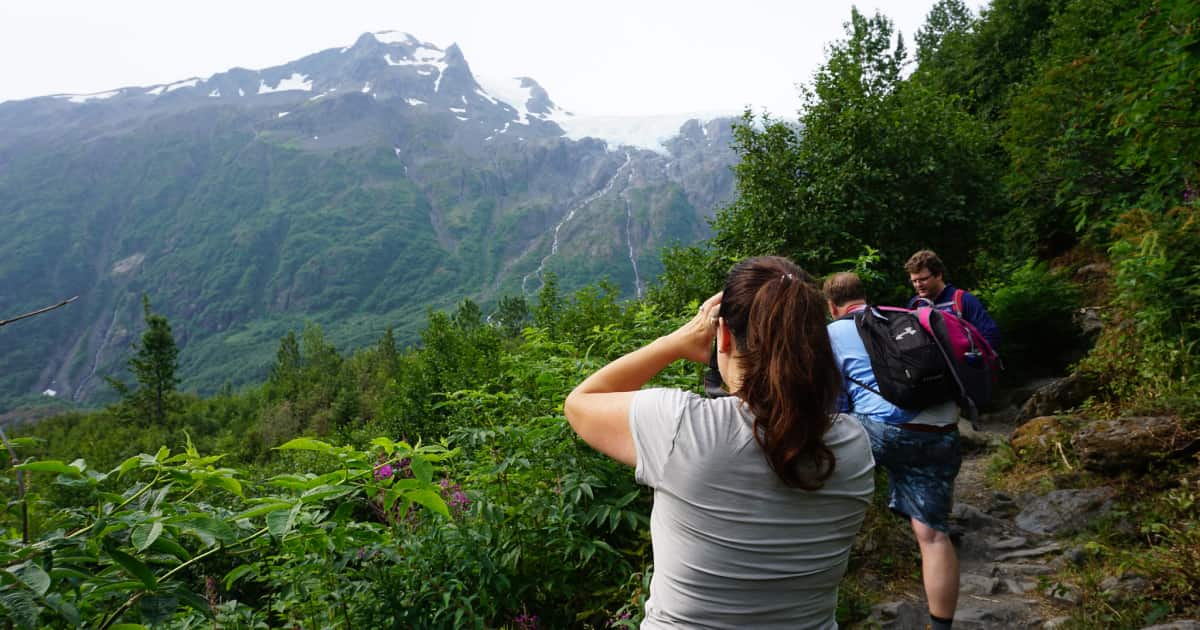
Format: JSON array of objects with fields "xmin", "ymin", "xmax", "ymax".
[{"xmin": 663, "ymin": 292, "xmax": 723, "ymax": 364}]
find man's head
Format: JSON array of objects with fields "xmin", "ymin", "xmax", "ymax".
[
  {"xmin": 905, "ymin": 249, "xmax": 946, "ymax": 300},
  {"xmin": 822, "ymin": 271, "xmax": 866, "ymax": 318}
]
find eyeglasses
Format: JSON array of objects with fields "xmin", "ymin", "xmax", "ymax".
[{"xmin": 910, "ymin": 273, "xmax": 934, "ymax": 285}]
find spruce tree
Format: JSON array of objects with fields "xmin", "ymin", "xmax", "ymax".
[{"xmin": 126, "ymin": 295, "xmax": 180, "ymax": 424}]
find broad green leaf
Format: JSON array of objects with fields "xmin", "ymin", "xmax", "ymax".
[
  {"xmin": 107, "ymin": 547, "xmax": 158, "ymax": 590},
  {"xmin": 132, "ymin": 521, "xmax": 163, "ymax": 552},
  {"xmin": 275, "ymin": 437, "xmax": 336, "ymax": 453},
  {"xmin": 299, "ymin": 484, "xmax": 354, "ymax": 503},
  {"xmin": 154, "ymin": 446, "xmax": 170, "ymax": 462},
  {"xmin": 171, "ymin": 515, "xmax": 238, "ymax": 546},
  {"xmin": 406, "ymin": 489, "xmax": 450, "ymax": 518},
  {"xmin": 234, "ymin": 500, "xmax": 294, "ymax": 520},
  {"xmin": 410, "ymin": 457, "xmax": 434, "ymax": 484},
  {"xmin": 50, "ymin": 567, "xmax": 93, "ymax": 582},
  {"xmin": 223, "ymin": 564, "xmax": 258, "ymax": 590},
  {"xmin": 44, "ymin": 593, "xmax": 81, "ymax": 626},
  {"xmin": 370, "ymin": 437, "xmax": 396, "ymax": 454},
  {"xmin": 148, "ymin": 534, "xmax": 192, "ymax": 562},
  {"xmin": 14, "ymin": 460, "xmax": 81, "ymax": 477},
  {"xmin": 86, "ymin": 580, "xmax": 146, "ymax": 597},
  {"xmin": 117, "ymin": 455, "xmax": 141, "ymax": 477},
  {"xmin": 0, "ymin": 589, "xmax": 38, "ymax": 629},
  {"xmin": 7, "ymin": 562, "xmax": 51, "ymax": 596},
  {"xmin": 266, "ymin": 504, "xmax": 301, "ymax": 538},
  {"xmin": 204, "ymin": 474, "xmax": 243, "ymax": 497}
]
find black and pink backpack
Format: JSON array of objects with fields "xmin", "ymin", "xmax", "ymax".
[{"xmin": 852, "ymin": 304, "xmax": 1001, "ymax": 420}]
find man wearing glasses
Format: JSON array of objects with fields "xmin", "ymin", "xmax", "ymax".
[{"xmin": 905, "ymin": 249, "xmax": 1000, "ymax": 350}]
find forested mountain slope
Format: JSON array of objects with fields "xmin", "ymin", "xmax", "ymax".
[{"xmin": 0, "ymin": 32, "xmax": 737, "ymax": 405}]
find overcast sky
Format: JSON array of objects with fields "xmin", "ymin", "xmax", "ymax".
[{"xmin": 0, "ymin": 0, "xmax": 974, "ymax": 117}]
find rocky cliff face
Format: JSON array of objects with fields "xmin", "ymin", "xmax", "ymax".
[{"xmin": 0, "ymin": 31, "xmax": 738, "ymax": 404}]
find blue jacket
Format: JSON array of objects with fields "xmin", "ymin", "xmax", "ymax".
[{"xmin": 907, "ymin": 284, "xmax": 1000, "ymax": 351}]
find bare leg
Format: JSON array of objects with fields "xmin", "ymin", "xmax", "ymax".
[{"xmin": 912, "ymin": 516, "xmax": 959, "ymax": 619}]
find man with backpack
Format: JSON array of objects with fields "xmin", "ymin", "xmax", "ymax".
[
  {"xmin": 824, "ymin": 271, "xmax": 962, "ymax": 630},
  {"xmin": 906, "ymin": 249, "xmax": 1001, "ymax": 351}
]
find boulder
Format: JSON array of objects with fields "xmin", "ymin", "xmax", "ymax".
[
  {"xmin": 1015, "ymin": 487, "xmax": 1117, "ymax": 535},
  {"xmin": 1017, "ymin": 373, "xmax": 1099, "ymax": 423},
  {"xmin": 1011, "ymin": 415, "xmax": 1071, "ymax": 457},
  {"xmin": 1072, "ymin": 416, "xmax": 1200, "ymax": 473},
  {"xmin": 1139, "ymin": 623, "xmax": 1200, "ymax": 630}
]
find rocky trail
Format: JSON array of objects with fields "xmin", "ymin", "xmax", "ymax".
[{"xmin": 853, "ymin": 377, "xmax": 1200, "ymax": 630}]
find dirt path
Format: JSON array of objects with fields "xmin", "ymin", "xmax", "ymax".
[{"xmin": 854, "ymin": 417, "xmax": 1072, "ymax": 629}]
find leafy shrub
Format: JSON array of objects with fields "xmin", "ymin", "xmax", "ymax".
[{"xmin": 977, "ymin": 259, "xmax": 1084, "ymax": 376}]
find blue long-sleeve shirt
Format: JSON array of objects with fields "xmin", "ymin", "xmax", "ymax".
[{"xmin": 907, "ymin": 284, "xmax": 1001, "ymax": 351}]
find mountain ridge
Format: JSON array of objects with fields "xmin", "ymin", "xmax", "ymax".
[{"xmin": 0, "ymin": 30, "xmax": 739, "ymax": 406}]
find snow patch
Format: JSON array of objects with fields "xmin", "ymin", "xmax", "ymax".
[
  {"xmin": 58, "ymin": 89, "xmax": 121, "ymax": 103},
  {"xmin": 456, "ymin": 115, "xmax": 469, "ymax": 121},
  {"xmin": 277, "ymin": 111, "xmax": 289, "ymax": 118},
  {"xmin": 146, "ymin": 85, "xmax": 166, "ymax": 96},
  {"xmin": 238, "ymin": 87, "xmax": 245, "ymax": 97},
  {"xmin": 362, "ymin": 81, "xmax": 372, "ymax": 93},
  {"xmin": 551, "ymin": 112, "xmax": 733, "ymax": 154},
  {"xmin": 209, "ymin": 89, "xmax": 221, "ymax": 98},
  {"xmin": 165, "ymin": 78, "xmax": 199, "ymax": 93},
  {"xmin": 42, "ymin": 389, "xmax": 57, "ymax": 397},
  {"xmin": 449, "ymin": 107, "xmax": 466, "ymax": 113},
  {"xmin": 406, "ymin": 98, "xmax": 426, "ymax": 106},
  {"xmin": 258, "ymin": 72, "xmax": 312, "ymax": 94},
  {"xmin": 373, "ymin": 31, "xmax": 417, "ymax": 45}
]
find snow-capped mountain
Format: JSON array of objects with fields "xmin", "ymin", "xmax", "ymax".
[{"xmin": 0, "ymin": 31, "xmax": 738, "ymax": 404}]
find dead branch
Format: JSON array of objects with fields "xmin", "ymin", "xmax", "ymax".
[{"xmin": 0, "ymin": 296, "xmax": 78, "ymax": 327}]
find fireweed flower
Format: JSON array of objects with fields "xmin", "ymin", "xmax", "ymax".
[
  {"xmin": 514, "ymin": 612, "xmax": 539, "ymax": 630},
  {"xmin": 374, "ymin": 463, "xmax": 395, "ymax": 480}
]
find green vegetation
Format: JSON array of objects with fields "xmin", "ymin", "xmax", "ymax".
[{"xmin": 3, "ymin": 0, "xmax": 1199, "ymax": 626}]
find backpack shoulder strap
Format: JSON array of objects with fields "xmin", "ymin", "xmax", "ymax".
[{"xmin": 952, "ymin": 288, "xmax": 965, "ymax": 318}]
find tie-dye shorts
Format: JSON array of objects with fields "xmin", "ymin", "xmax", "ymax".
[{"xmin": 856, "ymin": 416, "xmax": 962, "ymax": 533}]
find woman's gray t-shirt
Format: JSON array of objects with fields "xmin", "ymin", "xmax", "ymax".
[{"xmin": 629, "ymin": 388, "xmax": 875, "ymax": 629}]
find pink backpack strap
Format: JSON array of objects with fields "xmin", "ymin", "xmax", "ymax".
[{"xmin": 952, "ymin": 289, "xmax": 965, "ymax": 318}]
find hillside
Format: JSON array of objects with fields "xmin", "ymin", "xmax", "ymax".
[{"xmin": 0, "ymin": 31, "xmax": 738, "ymax": 405}]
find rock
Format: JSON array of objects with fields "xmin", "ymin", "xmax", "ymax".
[
  {"xmin": 1002, "ymin": 378, "xmax": 1059, "ymax": 409},
  {"xmin": 993, "ymin": 562, "xmax": 1055, "ymax": 576},
  {"xmin": 1002, "ymin": 577, "xmax": 1038, "ymax": 594},
  {"xmin": 1140, "ymin": 622, "xmax": 1200, "ymax": 630},
  {"xmin": 986, "ymin": 492, "xmax": 1020, "ymax": 518},
  {"xmin": 954, "ymin": 600, "xmax": 1041, "ymax": 628},
  {"xmin": 1015, "ymin": 487, "xmax": 1117, "ymax": 535},
  {"xmin": 1042, "ymin": 581, "xmax": 1082, "ymax": 605},
  {"xmin": 952, "ymin": 502, "xmax": 1006, "ymax": 531},
  {"xmin": 1063, "ymin": 546, "xmax": 1088, "ymax": 566},
  {"xmin": 1099, "ymin": 572, "xmax": 1150, "ymax": 603},
  {"xmin": 860, "ymin": 600, "xmax": 927, "ymax": 629},
  {"xmin": 995, "ymin": 542, "xmax": 1063, "ymax": 561},
  {"xmin": 1072, "ymin": 416, "xmax": 1200, "ymax": 473},
  {"xmin": 1044, "ymin": 616, "xmax": 1072, "ymax": 629},
  {"xmin": 1074, "ymin": 262, "xmax": 1111, "ymax": 284},
  {"xmin": 987, "ymin": 535, "xmax": 1028, "ymax": 551},
  {"xmin": 1011, "ymin": 416, "xmax": 1071, "ymax": 455},
  {"xmin": 1017, "ymin": 373, "xmax": 1099, "ymax": 423},
  {"xmin": 959, "ymin": 417, "xmax": 1005, "ymax": 452},
  {"xmin": 960, "ymin": 573, "xmax": 1001, "ymax": 595},
  {"xmin": 1074, "ymin": 306, "xmax": 1104, "ymax": 336}
]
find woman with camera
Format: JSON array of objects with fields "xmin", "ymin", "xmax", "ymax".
[{"xmin": 565, "ymin": 256, "xmax": 874, "ymax": 628}]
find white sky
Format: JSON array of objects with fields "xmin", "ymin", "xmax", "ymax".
[{"xmin": 0, "ymin": 0, "xmax": 970, "ymax": 117}]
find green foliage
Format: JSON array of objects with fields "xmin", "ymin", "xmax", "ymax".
[
  {"xmin": 710, "ymin": 8, "xmax": 998, "ymax": 286},
  {"xmin": 108, "ymin": 296, "xmax": 182, "ymax": 426},
  {"xmin": 0, "ymin": 436, "xmax": 452, "ymax": 628},
  {"xmin": 976, "ymin": 259, "xmax": 1084, "ymax": 375}
]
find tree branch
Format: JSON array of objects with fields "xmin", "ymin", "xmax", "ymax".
[{"xmin": 0, "ymin": 296, "xmax": 78, "ymax": 327}]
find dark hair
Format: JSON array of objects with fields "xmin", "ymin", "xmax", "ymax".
[
  {"xmin": 822, "ymin": 272, "xmax": 866, "ymax": 307},
  {"xmin": 718, "ymin": 256, "xmax": 842, "ymax": 489},
  {"xmin": 904, "ymin": 249, "xmax": 945, "ymax": 277}
]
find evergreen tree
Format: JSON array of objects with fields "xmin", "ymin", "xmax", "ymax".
[{"xmin": 111, "ymin": 296, "xmax": 180, "ymax": 425}]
